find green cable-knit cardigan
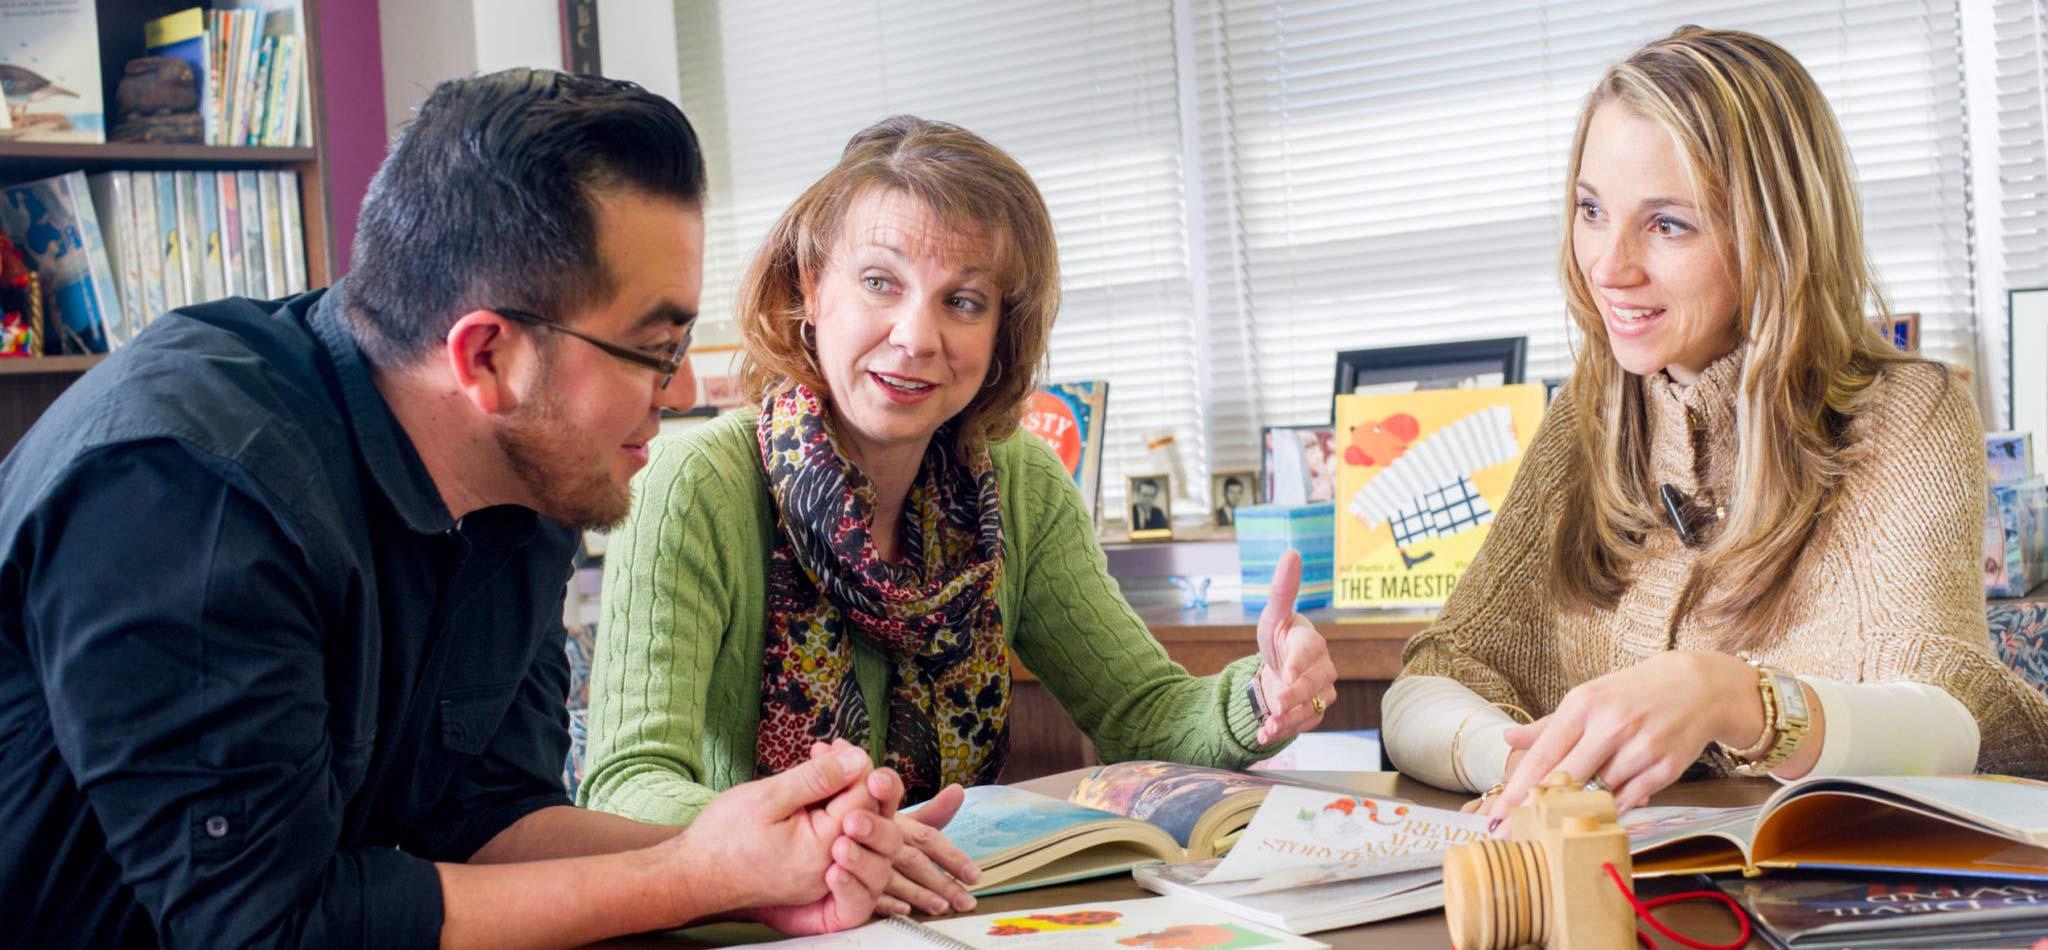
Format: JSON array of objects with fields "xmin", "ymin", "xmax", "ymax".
[{"xmin": 578, "ymin": 408, "xmax": 1284, "ymax": 825}]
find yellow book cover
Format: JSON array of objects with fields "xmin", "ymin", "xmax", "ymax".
[{"xmin": 1333, "ymin": 384, "xmax": 1546, "ymax": 608}]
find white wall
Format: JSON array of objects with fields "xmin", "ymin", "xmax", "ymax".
[
  {"xmin": 473, "ymin": 0, "xmax": 564, "ymax": 74},
  {"xmin": 597, "ymin": 0, "xmax": 681, "ymax": 104},
  {"xmin": 378, "ymin": 0, "xmax": 562, "ymax": 141}
]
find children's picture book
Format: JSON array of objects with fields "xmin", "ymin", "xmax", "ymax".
[
  {"xmin": 754, "ymin": 897, "xmax": 1330, "ymax": 949},
  {"xmin": 154, "ymin": 173, "xmax": 188, "ymax": 310},
  {"xmin": 1021, "ymin": 380, "xmax": 1109, "ymax": 523},
  {"xmin": 1332, "ymin": 384, "xmax": 1546, "ymax": 608},
  {"xmin": 924, "ymin": 762, "xmax": 1372, "ymax": 896},
  {"xmin": 1131, "ymin": 783, "xmax": 1486, "ymax": 933},
  {"xmin": 84, "ymin": 172, "xmax": 142, "ymax": 347},
  {"xmin": 1986, "ymin": 476, "xmax": 2047, "ymax": 598},
  {"xmin": 1717, "ymin": 872, "xmax": 2048, "ymax": 950},
  {"xmin": 1621, "ymin": 774, "xmax": 2048, "ymax": 881},
  {"xmin": 129, "ymin": 172, "xmax": 167, "ymax": 323},
  {"xmin": 0, "ymin": 0, "xmax": 104, "ymax": 143},
  {"xmin": 0, "ymin": 171, "xmax": 118, "ymax": 353}
]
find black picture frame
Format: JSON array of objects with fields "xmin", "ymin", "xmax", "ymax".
[{"xmin": 1331, "ymin": 337, "xmax": 1529, "ymax": 409}]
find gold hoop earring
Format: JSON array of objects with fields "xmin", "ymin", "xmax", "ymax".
[{"xmin": 798, "ymin": 320, "xmax": 816, "ymax": 351}]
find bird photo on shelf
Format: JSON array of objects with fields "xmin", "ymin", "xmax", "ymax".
[
  {"xmin": 0, "ymin": 63, "xmax": 80, "ymax": 102},
  {"xmin": 0, "ymin": 63, "xmax": 80, "ymax": 138}
]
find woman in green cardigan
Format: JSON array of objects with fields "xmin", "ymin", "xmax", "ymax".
[{"xmin": 581, "ymin": 116, "xmax": 1338, "ymax": 919}]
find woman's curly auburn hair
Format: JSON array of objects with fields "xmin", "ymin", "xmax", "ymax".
[{"xmin": 737, "ymin": 115, "xmax": 1061, "ymax": 456}]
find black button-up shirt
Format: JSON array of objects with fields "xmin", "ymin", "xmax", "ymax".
[{"xmin": 0, "ymin": 286, "xmax": 578, "ymax": 947}]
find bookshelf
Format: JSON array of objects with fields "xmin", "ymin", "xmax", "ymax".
[{"xmin": 0, "ymin": 0, "xmax": 334, "ymax": 456}]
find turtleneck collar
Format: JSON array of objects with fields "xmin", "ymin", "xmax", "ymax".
[{"xmin": 1641, "ymin": 342, "xmax": 1746, "ymax": 506}]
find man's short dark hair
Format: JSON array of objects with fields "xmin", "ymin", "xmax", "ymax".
[{"xmin": 342, "ymin": 68, "xmax": 706, "ymax": 366}]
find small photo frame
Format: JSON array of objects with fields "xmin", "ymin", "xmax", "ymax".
[
  {"xmin": 1126, "ymin": 473, "xmax": 1174, "ymax": 540},
  {"xmin": 1878, "ymin": 312, "xmax": 1920, "ymax": 354},
  {"xmin": 1210, "ymin": 470, "xmax": 1256, "ymax": 527},
  {"xmin": 1261, "ymin": 425, "xmax": 1337, "ymax": 506},
  {"xmin": 1332, "ymin": 337, "xmax": 1528, "ymax": 402}
]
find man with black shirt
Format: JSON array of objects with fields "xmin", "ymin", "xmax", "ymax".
[{"xmin": 0, "ymin": 70, "xmax": 903, "ymax": 947}]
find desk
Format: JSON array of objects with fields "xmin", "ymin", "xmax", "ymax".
[{"xmin": 633, "ymin": 770, "xmax": 1776, "ymax": 949}]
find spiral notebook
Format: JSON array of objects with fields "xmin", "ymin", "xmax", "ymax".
[{"xmin": 754, "ymin": 897, "xmax": 1329, "ymax": 948}]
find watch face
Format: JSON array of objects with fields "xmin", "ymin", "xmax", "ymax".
[{"xmin": 1773, "ymin": 672, "xmax": 1809, "ymax": 720}]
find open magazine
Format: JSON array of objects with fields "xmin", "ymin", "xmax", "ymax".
[
  {"xmin": 1715, "ymin": 873, "xmax": 2048, "ymax": 949},
  {"xmin": 1624, "ymin": 775, "xmax": 2048, "ymax": 880}
]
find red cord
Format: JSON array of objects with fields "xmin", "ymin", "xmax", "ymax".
[{"xmin": 1602, "ymin": 862, "xmax": 1751, "ymax": 950}]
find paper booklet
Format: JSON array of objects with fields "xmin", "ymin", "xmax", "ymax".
[
  {"xmin": 1131, "ymin": 783, "xmax": 1487, "ymax": 933},
  {"xmin": 1716, "ymin": 873, "xmax": 2048, "ymax": 950},
  {"xmin": 753, "ymin": 896, "xmax": 1329, "ymax": 949},
  {"xmin": 927, "ymin": 761, "xmax": 1369, "ymax": 896},
  {"xmin": 1622, "ymin": 774, "xmax": 2048, "ymax": 880}
]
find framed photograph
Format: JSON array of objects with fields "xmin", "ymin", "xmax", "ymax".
[
  {"xmin": 1209, "ymin": 470, "xmax": 1256, "ymax": 527},
  {"xmin": 1125, "ymin": 473, "xmax": 1174, "ymax": 540},
  {"xmin": 1332, "ymin": 337, "xmax": 1528, "ymax": 402},
  {"xmin": 1261, "ymin": 425, "xmax": 1337, "ymax": 506},
  {"xmin": 1878, "ymin": 312, "xmax": 1920, "ymax": 354},
  {"xmin": 2014, "ymin": 288, "xmax": 2048, "ymax": 468}
]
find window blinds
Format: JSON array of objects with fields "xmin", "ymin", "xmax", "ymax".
[
  {"xmin": 676, "ymin": 0, "xmax": 1981, "ymax": 515},
  {"xmin": 1194, "ymin": 0, "xmax": 1974, "ymax": 474}
]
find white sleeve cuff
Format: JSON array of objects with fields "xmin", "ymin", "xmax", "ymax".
[
  {"xmin": 1789, "ymin": 677, "xmax": 1979, "ymax": 780},
  {"xmin": 1382, "ymin": 675, "xmax": 1518, "ymax": 792}
]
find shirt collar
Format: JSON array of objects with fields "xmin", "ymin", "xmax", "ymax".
[{"xmin": 309, "ymin": 282, "xmax": 458, "ymax": 535}]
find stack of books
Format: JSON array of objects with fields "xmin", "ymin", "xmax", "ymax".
[{"xmin": 144, "ymin": 3, "xmax": 312, "ymax": 148}]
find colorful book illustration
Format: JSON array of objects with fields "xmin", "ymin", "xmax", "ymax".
[
  {"xmin": 1988, "ymin": 430, "xmax": 2036, "ymax": 486},
  {"xmin": 923, "ymin": 762, "xmax": 1373, "ymax": 897},
  {"xmin": 755, "ymin": 897, "xmax": 1329, "ymax": 949},
  {"xmin": 1021, "ymin": 380, "xmax": 1109, "ymax": 522},
  {"xmin": 1236, "ymin": 503, "xmax": 1335, "ymax": 612},
  {"xmin": 1132, "ymin": 784, "xmax": 1485, "ymax": 933},
  {"xmin": 0, "ymin": 171, "xmax": 118, "ymax": 353},
  {"xmin": 0, "ymin": 0, "xmax": 104, "ymax": 143},
  {"xmin": 1332, "ymin": 385, "xmax": 1545, "ymax": 608},
  {"xmin": 1717, "ymin": 873, "xmax": 2048, "ymax": 950},
  {"xmin": 1622, "ymin": 774, "xmax": 2048, "ymax": 881}
]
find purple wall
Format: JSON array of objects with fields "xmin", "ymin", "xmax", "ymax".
[{"xmin": 315, "ymin": 0, "xmax": 388, "ymax": 277}]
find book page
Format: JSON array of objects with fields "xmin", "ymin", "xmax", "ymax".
[
  {"xmin": 929, "ymin": 785, "xmax": 1134, "ymax": 867},
  {"xmin": 1771, "ymin": 775, "xmax": 2048, "ymax": 845},
  {"xmin": 1198, "ymin": 785, "xmax": 1486, "ymax": 885},
  {"xmin": 1068, "ymin": 761, "xmax": 1293, "ymax": 849}
]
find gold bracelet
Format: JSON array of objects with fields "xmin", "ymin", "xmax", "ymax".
[{"xmin": 1449, "ymin": 702, "xmax": 1535, "ymax": 793}]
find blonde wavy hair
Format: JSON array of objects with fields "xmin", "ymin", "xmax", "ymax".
[
  {"xmin": 1550, "ymin": 27, "xmax": 1922, "ymax": 646},
  {"xmin": 737, "ymin": 115, "xmax": 1061, "ymax": 455}
]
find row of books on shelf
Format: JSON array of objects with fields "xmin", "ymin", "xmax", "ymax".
[
  {"xmin": 0, "ymin": 0, "xmax": 309, "ymax": 146},
  {"xmin": 0, "ymin": 169, "xmax": 307, "ymax": 356},
  {"xmin": 144, "ymin": 5, "xmax": 311, "ymax": 148}
]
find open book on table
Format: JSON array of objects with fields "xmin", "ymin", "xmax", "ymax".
[
  {"xmin": 753, "ymin": 896, "xmax": 1330, "ymax": 949},
  {"xmin": 1624, "ymin": 774, "xmax": 2048, "ymax": 880},
  {"xmin": 1131, "ymin": 783, "xmax": 1487, "ymax": 933},
  {"xmin": 931, "ymin": 761, "xmax": 1367, "ymax": 895}
]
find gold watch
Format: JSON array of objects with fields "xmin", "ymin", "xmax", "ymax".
[{"xmin": 1712, "ymin": 653, "xmax": 1811, "ymax": 777}]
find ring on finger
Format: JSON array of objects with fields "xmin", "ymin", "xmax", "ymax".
[
  {"xmin": 1583, "ymin": 775, "xmax": 1611, "ymax": 794},
  {"xmin": 1309, "ymin": 695, "xmax": 1327, "ymax": 715}
]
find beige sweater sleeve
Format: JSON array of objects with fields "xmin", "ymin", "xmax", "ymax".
[{"xmin": 1820, "ymin": 366, "xmax": 2048, "ymax": 776}]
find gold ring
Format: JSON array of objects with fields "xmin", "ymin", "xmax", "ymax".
[{"xmin": 1310, "ymin": 695, "xmax": 1327, "ymax": 715}]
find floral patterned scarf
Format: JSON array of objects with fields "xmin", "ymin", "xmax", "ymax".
[{"xmin": 755, "ymin": 385, "xmax": 1010, "ymax": 801}]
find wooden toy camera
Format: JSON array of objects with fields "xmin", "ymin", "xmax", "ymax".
[{"xmin": 1441, "ymin": 772, "xmax": 1634, "ymax": 950}]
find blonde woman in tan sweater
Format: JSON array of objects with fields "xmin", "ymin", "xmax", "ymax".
[{"xmin": 1381, "ymin": 26, "xmax": 2048, "ymax": 823}]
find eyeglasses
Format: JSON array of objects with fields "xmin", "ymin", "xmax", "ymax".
[{"xmin": 493, "ymin": 307, "xmax": 689, "ymax": 389}]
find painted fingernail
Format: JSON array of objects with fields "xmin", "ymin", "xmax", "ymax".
[{"xmin": 1487, "ymin": 818, "xmax": 1502, "ymax": 835}]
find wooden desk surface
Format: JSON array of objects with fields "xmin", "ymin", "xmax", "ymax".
[{"xmin": 631, "ymin": 770, "xmax": 1778, "ymax": 949}]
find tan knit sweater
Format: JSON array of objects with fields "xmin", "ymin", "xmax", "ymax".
[{"xmin": 1397, "ymin": 346, "xmax": 2048, "ymax": 776}]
